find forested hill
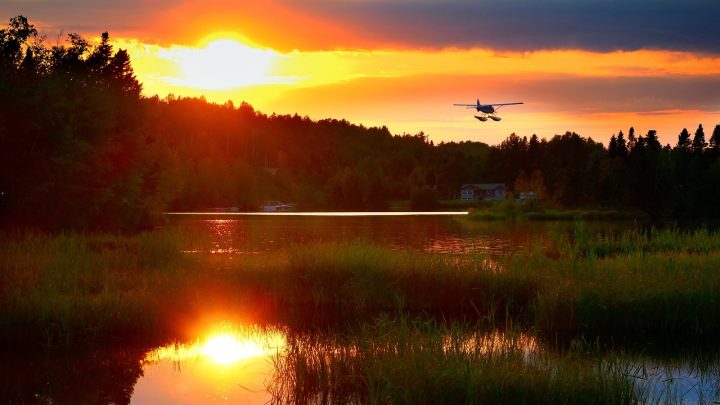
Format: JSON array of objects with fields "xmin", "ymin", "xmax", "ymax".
[{"xmin": 2, "ymin": 16, "xmax": 720, "ymax": 230}]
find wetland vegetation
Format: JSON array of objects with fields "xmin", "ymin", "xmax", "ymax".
[
  {"xmin": 2, "ymin": 14, "xmax": 720, "ymax": 403},
  {"xmin": 3, "ymin": 224, "xmax": 720, "ymax": 347}
]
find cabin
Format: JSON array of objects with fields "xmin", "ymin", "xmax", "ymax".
[{"xmin": 460, "ymin": 183, "xmax": 507, "ymax": 201}]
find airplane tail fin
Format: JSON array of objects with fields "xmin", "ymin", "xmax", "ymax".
[{"xmin": 477, "ymin": 98, "xmax": 480, "ymax": 106}]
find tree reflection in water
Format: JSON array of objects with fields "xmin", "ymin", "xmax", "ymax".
[{"xmin": 0, "ymin": 347, "xmax": 146, "ymax": 404}]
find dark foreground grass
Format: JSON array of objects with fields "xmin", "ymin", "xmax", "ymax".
[{"xmin": 2, "ymin": 226, "xmax": 720, "ymax": 346}]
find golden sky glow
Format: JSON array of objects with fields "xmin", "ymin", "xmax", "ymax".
[
  {"xmin": 5, "ymin": 0, "xmax": 720, "ymax": 145},
  {"xmin": 115, "ymin": 34, "xmax": 720, "ymax": 145},
  {"xmin": 158, "ymin": 38, "xmax": 290, "ymax": 90}
]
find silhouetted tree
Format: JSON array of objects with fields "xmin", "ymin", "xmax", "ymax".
[
  {"xmin": 616, "ymin": 131, "xmax": 628, "ymax": 159},
  {"xmin": 646, "ymin": 130, "xmax": 661, "ymax": 151},
  {"xmin": 677, "ymin": 128, "xmax": 692, "ymax": 152},
  {"xmin": 627, "ymin": 127, "xmax": 636, "ymax": 150},
  {"xmin": 608, "ymin": 135, "xmax": 618, "ymax": 158},
  {"xmin": 710, "ymin": 125, "xmax": 720, "ymax": 154},
  {"xmin": 692, "ymin": 124, "xmax": 707, "ymax": 155}
]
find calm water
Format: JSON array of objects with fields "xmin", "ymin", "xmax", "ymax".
[
  {"xmin": 3, "ymin": 214, "xmax": 718, "ymax": 404},
  {"xmin": 165, "ymin": 212, "xmax": 560, "ymax": 255}
]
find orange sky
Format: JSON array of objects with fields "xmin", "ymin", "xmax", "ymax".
[{"xmin": 4, "ymin": 0, "xmax": 720, "ymax": 145}]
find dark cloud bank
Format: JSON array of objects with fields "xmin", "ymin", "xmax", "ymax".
[
  {"xmin": 295, "ymin": 0, "xmax": 720, "ymax": 53},
  {"xmin": 3, "ymin": 1, "xmax": 719, "ymax": 53}
]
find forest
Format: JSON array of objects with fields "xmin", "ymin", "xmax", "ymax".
[{"xmin": 2, "ymin": 16, "xmax": 720, "ymax": 230}]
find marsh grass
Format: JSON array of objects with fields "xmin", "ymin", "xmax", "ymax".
[
  {"xmin": 283, "ymin": 243, "xmax": 539, "ymax": 317},
  {"xmin": 2, "ymin": 225, "xmax": 720, "ymax": 346},
  {"xmin": 268, "ymin": 315, "xmax": 639, "ymax": 404},
  {"xmin": 0, "ymin": 231, "xmax": 198, "ymax": 346}
]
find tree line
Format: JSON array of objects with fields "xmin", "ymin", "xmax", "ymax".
[{"xmin": 1, "ymin": 16, "xmax": 719, "ymax": 230}]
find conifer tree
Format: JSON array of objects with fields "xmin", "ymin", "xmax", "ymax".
[
  {"xmin": 691, "ymin": 124, "xmax": 706, "ymax": 154},
  {"xmin": 710, "ymin": 124, "xmax": 720, "ymax": 152},
  {"xmin": 608, "ymin": 135, "xmax": 618, "ymax": 158},
  {"xmin": 646, "ymin": 130, "xmax": 661, "ymax": 151},
  {"xmin": 676, "ymin": 128, "xmax": 691, "ymax": 151},
  {"xmin": 616, "ymin": 130, "xmax": 628, "ymax": 159}
]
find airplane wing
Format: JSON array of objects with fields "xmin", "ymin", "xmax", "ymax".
[
  {"xmin": 487, "ymin": 102, "xmax": 523, "ymax": 106},
  {"xmin": 453, "ymin": 102, "xmax": 523, "ymax": 107}
]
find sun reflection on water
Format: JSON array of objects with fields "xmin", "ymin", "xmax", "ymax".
[
  {"xmin": 136, "ymin": 325, "xmax": 287, "ymax": 404},
  {"xmin": 144, "ymin": 328, "xmax": 286, "ymax": 366},
  {"xmin": 200, "ymin": 334, "xmax": 264, "ymax": 365}
]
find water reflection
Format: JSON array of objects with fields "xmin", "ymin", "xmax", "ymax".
[
  {"xmin": 169, "ymin": 215, "xmax": 553, "ymax": 255},
  {"xmin": 136, "ymin": 325, "xmax": 285, "ymax": 404},
  {"xmin": 135, "ymin": 323, "xmax": 720, "ymax": 404},
  {"xmin": 0, "ymin": 348, "xmax": 146, "ymax": 404},
  {"xmin": 1, "ymin": 321, "xmax": 718, "ymax": 404},
  {"xmin": 134, "ymin": 322, "xmax": 544, "ymax": 404},
  {"xmin": 444, "ymin": 330, "xmax": 539, "ymax": 358},
  {"xmin": 632, "ymin": 360, "xmax": 720, "ymax": 404}
]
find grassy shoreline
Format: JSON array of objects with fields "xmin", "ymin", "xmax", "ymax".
[
  {"xmin": 466, "ymin": 201, "xmax": 650, "ymax": 221},
  {"xmin": 2, "ymin": 226, "xmax": 720, "ymax": 347}
]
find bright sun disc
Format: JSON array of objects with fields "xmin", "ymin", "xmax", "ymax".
[
  {"xmin": 200, "ymin": 334, "xmax": 264, "ymax": 365},
  {"xmin": 160, "ymin": 37, "xmax": 289, "ymax": 90}
]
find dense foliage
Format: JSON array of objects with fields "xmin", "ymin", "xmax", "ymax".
[{"xmin": 2, "ymin": 16, "xmax": 720, "ymax": 229}]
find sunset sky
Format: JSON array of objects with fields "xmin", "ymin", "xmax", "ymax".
[{"xmin": 3, "ymin": 0, "xmax": 719, "ymax": 145}]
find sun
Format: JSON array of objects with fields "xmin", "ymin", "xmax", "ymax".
[
  {"xmin": 160, "ymin": 33, "xmax": 291, "ymax": 90},
  {"xmin": 200, "ymin": 333, "xmax": 265, "ymax": 365}
]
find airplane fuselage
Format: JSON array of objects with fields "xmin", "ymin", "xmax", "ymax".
[{"xmin": 453, "ymin": 99, "xmax": 522, "ymax": 122}]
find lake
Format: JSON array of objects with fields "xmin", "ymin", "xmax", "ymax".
[
  {"xmin": 2, "ymin": 213, "xmax": 718, "ymax": 404},
  {"xmin": 164, "ymin": 212, "xmax": 566, "ymax": 255}
]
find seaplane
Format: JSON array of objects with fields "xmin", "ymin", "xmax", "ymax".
[{"xmin": 453, "ymin": 99, "xmax": 523, "ymax": 122}]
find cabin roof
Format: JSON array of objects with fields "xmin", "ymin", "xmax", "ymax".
[{"xmin": 461, "ymin": 183, "xmax": 506, "ymax": 190}]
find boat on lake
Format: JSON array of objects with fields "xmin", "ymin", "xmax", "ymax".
[{"xmin": 260, "ymin": 201, "xmax": 295, "ymax": 212}]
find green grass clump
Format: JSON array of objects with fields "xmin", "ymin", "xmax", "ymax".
[
  {"xmin": 276, "ymin": 228, "xmax": 720, "ymax": 339},
  {"xmin": 283, "ymin": 243, "xmax": 540, "ymax": 318},
  {"xmin": 525, "ymin": 225, "xmax": 720, "ymax": 338},
  {"xmin": 533, "ymin": 250, "xmax": 720, "ymax": 339}
]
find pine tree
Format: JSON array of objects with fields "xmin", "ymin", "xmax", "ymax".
[
  {"xmin": 87, "ymin": 31, "xmax": 112, "ymax": 80},
  {"xmin": 691, "ymin": 124, "xmax": 706, "ymax": 154},
  {"xmin": 616, "ymin": 130, "xmax": 628, "ymax": 159},
  {"xmin": 710, "ymin": 124, "xmax": 720, "ymax": 152},
  {"xmin": 676, "ymin": 128, "xmax": 691, "ymax": 152},
  {"xmin": 106, "ymin": 49, "xmax": 142, "ymax": 97},
  {"xmin": 608, "ymin": 135, "xmax": 618, "ymax": 158},
  {"xmin": 646, "ymin": 130, "xmax": 661, "ymax": 151},
  {"xmin": 627, "ymin": 127, "xmax": 636, "ymax": 150}
]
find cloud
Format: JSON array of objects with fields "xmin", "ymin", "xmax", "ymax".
[
  {"xmin": 283, "ymin": 0, "xmax": 720, "ymax": 53},
  {"xmin": 0, "ymin": 0, "xmax": 180, "ymax": 39},
  {"xmin": 270, "ymin": 73, "xmax": 720, "ymax": 116},
  {"xmin": 256, "ymin": 72, "xmax": 719, "ymax": 143},
  {"xmin": 4, "ymin": 0, "xmax": 720, "ymax": 53}
]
